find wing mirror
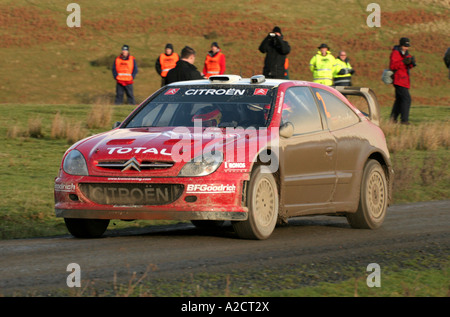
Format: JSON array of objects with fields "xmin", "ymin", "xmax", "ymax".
[
  {"xmin": 279, "ymin": 122, "xmax": 294, "ymax": 138},
  {"xmin": 112, "ymin": 121, "xmax": 121, "ymax": 129}
]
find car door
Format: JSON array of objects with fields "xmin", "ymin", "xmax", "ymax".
[
  {"xmin": 279, "ymin": 86, "xmax": 337, "ymax": 216},
  {"xmin": 312, "ymin": 88, "xmax": 364, "ymax": 211}
]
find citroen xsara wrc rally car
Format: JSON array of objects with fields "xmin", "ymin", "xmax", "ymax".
[{"xmin": 55, "ymin": 75, "xmax": 393, "ymax": 240}]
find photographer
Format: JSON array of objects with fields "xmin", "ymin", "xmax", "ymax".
[
  {"xmin": 258, "ymin": 26, "xmax": 291, "ymax": 79},
  {"xmin": 389, "ymin": 37, "xmax": 416, "ymax": 125}
]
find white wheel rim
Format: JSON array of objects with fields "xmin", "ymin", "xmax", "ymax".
[
  {"xmin": 254, "ymin": 178, "xmax": 276, "ymax": 227},
  {"xmin": 366, "ymin": 170, "xmax": 386, "ymax": 219}
]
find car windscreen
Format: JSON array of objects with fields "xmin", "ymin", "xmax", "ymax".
[{"xmin": 124, "ymin": 85, "xmax": 277, "ymax": 129}]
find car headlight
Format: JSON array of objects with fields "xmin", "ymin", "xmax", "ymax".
[
  {"xmin": 178, "ymin": 151, "xmax": 223, "ymax": 177},
  {"xmin": 63, "ymin": 149, "xmax": 89, "ymax": 176}
]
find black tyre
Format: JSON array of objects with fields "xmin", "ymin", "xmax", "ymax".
[
  {"xmin": 232, "ymin": 166, "xmax": 279, "ymax": 240},
  {"xmin": 64, "ymin": 218, "xmax": 110, "ymax": 238},
  {"xmin": 347, "ymin": 159, "xmax": 388, "ymax": 229}
]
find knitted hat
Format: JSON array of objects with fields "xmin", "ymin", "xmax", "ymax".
[
  {"xmin": 165, "ymin": 43, "xmax": 173, "ymax": 50},
  {"xmin": 122, "ymin": 44, "xmax": 129, "ymax": 51},
  {"xmin": 272, "ymin": 26, "xmax": 281, "ymax": 34},
  {"xmin": 211, "ymin": 42, "xmax": 220, "ymax": 48}
]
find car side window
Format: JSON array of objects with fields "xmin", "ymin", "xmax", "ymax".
[
  {"xmin": 313, "ymin": 88, "xmax": 360, "ymax": 130},
  {"xmin": 281, "ymin": 87, "xmax": 323, "ymax": 135}
]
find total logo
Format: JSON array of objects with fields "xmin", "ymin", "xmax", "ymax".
[{"xmin": 107, "ymin": 147, "xmax": 171, "ymax": 155}]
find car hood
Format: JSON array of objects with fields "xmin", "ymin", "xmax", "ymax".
[{"xmin": 73, "ymin": 127, "xmax": 274, "ymax": 177}]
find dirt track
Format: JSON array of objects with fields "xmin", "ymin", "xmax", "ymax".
[{"xmin": 0, "ymin": 200, "xmax": 448, "ymax": 296}]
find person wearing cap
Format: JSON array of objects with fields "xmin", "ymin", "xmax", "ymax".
[
  {"xmin": 165, "ymin": 46, "xmax": 204, "ymax": 85},
  {"xmin": 112, "ymin": 44, "xmax": 138, "ymax": 105},
  {"xmin": 309, "ymin": 43, "xmax": 337, "ymax": 86},
  {"xmin": 155, "ymin": 44, "xmax": 179, "ymax": 87},
  {"xmin": 258, "ymin": 26, "xmax": 291, "ymax": 79},
  {"xmin": 202, "ymin": 42, "xmax": 226, "ymax": 78},
  {"xmin": 333, "ymin": 50, "xmax": 355, "ymax": 86},
  {"xmin": 389, "ymin": 37, "xmax": 416, "ymax": 124}
]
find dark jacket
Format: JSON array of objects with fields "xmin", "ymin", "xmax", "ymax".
[
  {"xmin": 165, "ymin": 60, "xmax": 204, "ymax": 85},
  {"xmin": 258, "ymin": 34, "xmax": 291, "ymax": 79}
]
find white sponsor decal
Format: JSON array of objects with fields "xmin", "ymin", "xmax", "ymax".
[
  {"xmin": 107, "ymin": 147, "xmax": 171, "ymax": 155},
  {"xmin": 55, "ymin": 183, "xmax": 76, "ymax": 192},
  {"xmin": 224, "ymin": 162, "xmax": 246, "ymax": 172},
  {"xmin": 185, "ymin": 88, "xmax": 246, "ymax": 96},
  {"xmin": 186, "ymin": 184, "xmax": 236, "ymax": 194}
]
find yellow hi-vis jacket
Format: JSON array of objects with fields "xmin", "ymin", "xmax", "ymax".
[
  {"xmin": 309, "ymin": 51, "xmax": 337, "ymax": 86},
  {"xmin": 333, "ymin": 58, "xmax": 353, "ymax": 85}
]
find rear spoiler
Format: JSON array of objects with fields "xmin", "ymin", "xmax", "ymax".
[{"xmin": 332, "ymin": 86, "xmax": 381, "ymax": 126}]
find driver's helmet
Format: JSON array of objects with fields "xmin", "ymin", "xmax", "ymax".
[{"xmin": 192, "ymin": 105, "xmax": 222, "ymax": 127}]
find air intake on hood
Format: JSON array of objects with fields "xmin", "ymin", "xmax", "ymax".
[{"xmin": 209, "ymin": 75, "xmax": 242, "ymax": 84}]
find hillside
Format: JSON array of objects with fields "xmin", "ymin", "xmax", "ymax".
[{"xmin": 0, "ymin": 0, "xmax": 449, "ymax": 107}]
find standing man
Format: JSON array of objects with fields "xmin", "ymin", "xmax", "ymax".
[
  {"xmin": 203, "ymin": 42, "xmax": 226, "ymax": 78},
  {"xmin": 258, "ymin": 26, "xmax": 291, "ymax": 79},
  {"xmin": 155, "ymin": 43, "xmax": 179, "ymax": 87},
  {"xmin": 309, "ymin": 43, "xmax": 336, "ymax": 86},
  {"xmin": 165, "ymin": 46, "xmax": 204, "ymax": 85},
  {"xmin": 444, "ymin": 47, "xmax": 450, "ymax": 80},
  {"xmin": 112, "ymin": 44, "xmax": 138, "ymax": 105},
  {"xmin": 389, "ymin": 37, "xmax": 416, "ymax": 125},
  {"xmin": 333, "ymin": 51, "xmax": 355, "ymax": 86}
]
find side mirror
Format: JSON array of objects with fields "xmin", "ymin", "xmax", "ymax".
[
  {"xmin": 112, "ymin": 121, "xmax": 121, "ymax": 129},
  {"xmin": 279, "ymin": 122, "xmax": 294, "ymax": 138}
]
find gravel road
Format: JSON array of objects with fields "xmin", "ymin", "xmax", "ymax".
[{"xmin": 0, "ymin": 200, "xmax": 448, "ymax": 296}]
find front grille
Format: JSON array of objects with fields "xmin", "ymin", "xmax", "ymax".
[
  {"xmin": 96, "ymin": 160, "xmax": 174, "ymax": 171},
  {"xmin": 79, "ymin": 183, "xmax": 184, "ymax": 206}
]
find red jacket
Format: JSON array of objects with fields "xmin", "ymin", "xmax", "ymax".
[{"xmin": 389, "ymin": 46, "xmax": 414, "ymax": 88}]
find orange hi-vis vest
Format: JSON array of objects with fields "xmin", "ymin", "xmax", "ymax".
[
  {"xmin": 159, "ymin": 53, "xmax": 179, "ymax": 77},
  {"xmin": 115, "ymin": 56, "xmax": 135, "ymax": 82},
  {"xmin": 204, "ymin": 52, "xmax": 224, "ymax": 78}
]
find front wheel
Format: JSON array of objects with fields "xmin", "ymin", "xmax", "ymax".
[
  {"xmin": 347, "ymin": 160, "xmax": 388, "ymax": 229},
  {"xmin": 64, "ymin": 218, "xmax": 110, "ymax": 238},
  {"xmin": 232, "ymin": 166, "xmax": 279, "ymax": 240}
]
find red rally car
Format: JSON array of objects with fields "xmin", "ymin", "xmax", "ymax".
[{"xmin": 55, "ymin": 75, "xmax": 393, "ymax": 240}]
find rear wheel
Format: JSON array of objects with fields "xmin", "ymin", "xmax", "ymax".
[
  {"xmin": 232, "ymin": 166, "xmax": 278, "ymax": 240},
  {"xmin": 347, "ymin": 160, "xmax": 388, "ymax": 229},
  {"xmin": 64, "ymin": 218, "xmax": 110, "ymax": 238}
]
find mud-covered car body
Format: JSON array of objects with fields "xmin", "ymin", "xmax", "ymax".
[{"xmin": 55, "ymin": 75, "xmax": 393, "ymax": 239}]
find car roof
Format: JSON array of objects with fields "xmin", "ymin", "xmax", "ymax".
[{"xmin": 166, "ymin": 74, "xmax": 292, "ymax": 87}]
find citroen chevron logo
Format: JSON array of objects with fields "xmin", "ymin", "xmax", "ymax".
[{"xmin": 122, "ymin": 157, "xmax": 141, "ymax": 172}]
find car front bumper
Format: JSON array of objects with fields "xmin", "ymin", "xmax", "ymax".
[{"xmin": 54, "ymin": 173, "xmax": 249, "ymax": 221}]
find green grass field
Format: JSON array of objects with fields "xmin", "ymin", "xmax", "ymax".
[{"xmin": 0, "ymin": 0, "xmax": 448, "ymax": 297}]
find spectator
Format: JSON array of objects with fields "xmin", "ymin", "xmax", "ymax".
[
  {"xmin": 155, "ymin": 43, "xmax": 179, "ymax": 87},
  {"xmin": 389, "ymin": 37, "xmax": 416, "ymax": 125},
  {"xmin": 165, "ymin": 46, "xmax": 204, "ymax": 85},
  {"xmin": 333, "ymin": 51, "xmax": 355, "ymax": 86},
  {"xmin": 444, "ymin": 47, "xmax": 450, "ymax": 80},
  {"xmin": 309, "ymin": 43, "xmax": 336, "ymax": 86},
  {"xmin": 258, "ymin": 26, "xmax": 291, "ymax": 79},
  {"xmin": 112, "ymin": 44, "xmax": 138, "ymax": 105},
  {"xmin": 203, "ymin": 42, "xmax": 226, "ymax": 78}
]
